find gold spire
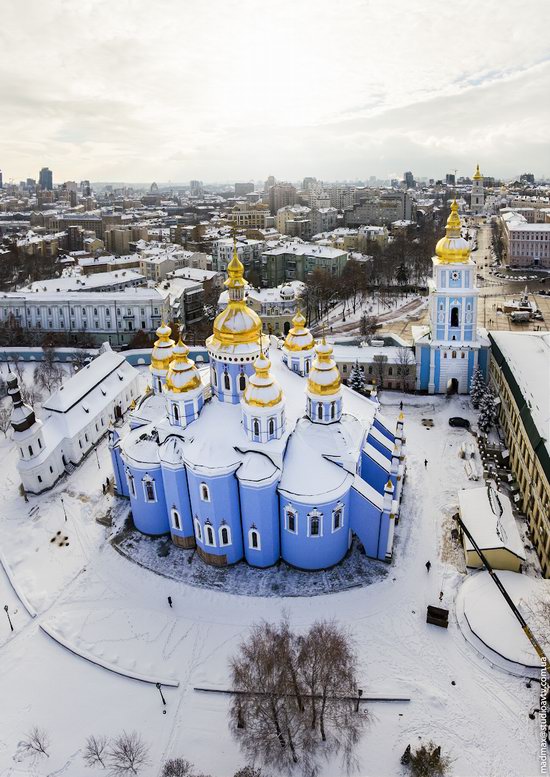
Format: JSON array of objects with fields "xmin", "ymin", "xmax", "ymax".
[
  {"xmin": 208, "ymin": 234, "xmax": 262, "ymax": 347},
  {"xmin": 306, "ymin": 339, "xmax": 342, "ymax": 396},
  {"xmin": 150, "ymin": 322, "xmax": 175, "ymax": 371},
  {"xmin": 165, "ymin": 337, "xmax": 201, "ymax": 394},
  {"xmin": 434, "ymin": 200, "xmax": 471, "ymax": 264},
  {"xmin": 283, "ymin": 308, "xmax": 315, "ymax": 352},
  {"xmin": 243, "ymin": 353, "xmax": 283, "ymax": 407},
  {"xmin": 473, "ymin": 164, "xmax": 482, "ymax": 181}
]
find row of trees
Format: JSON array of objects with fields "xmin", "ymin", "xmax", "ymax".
[{"xmin": 470, "ymin": 366, "xmax": 499, "ymax": 434}]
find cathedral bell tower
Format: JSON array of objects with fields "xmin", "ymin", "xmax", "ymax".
[{"xmin": 471, "ymin": 164, "xmax": 484, "ymax": 216}]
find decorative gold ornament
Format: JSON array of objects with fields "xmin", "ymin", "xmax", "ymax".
[
  {"xmin": 435, "ymin": 200, "xmax": 471, "ymax": 264},
  {"xmin": 306, "ymin": 338, "xmax": 342, "ymax": 396}
]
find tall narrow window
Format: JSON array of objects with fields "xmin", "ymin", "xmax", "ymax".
[
  {"xmin": 224, "ymin": 371, "xmax": 230, "ymax": 391},
  {"xmin": 171, "ymin": 508, "xmax": 181, "ymax": 530},
  {"xmin": 317, "ymin": 404, "xmax": 323, "ymax": 420},
  {"xmin": 219, "ymin": 524, "xmax": 231, "ymax": 546},
  {"xmin": 286, "ymin": 507, "xmax": 297, "ymax": 534},
  {"xmin": 205, "ymin": 523, "xmax": 215, "ymax": 546},
  {"xmin": 450, "ymin": 307, "xmax": 459, "ymax": 327},
  {"xmin": 173, "ymin": 404, "xmax": 179, "ymax": 422},
  {"xmin": 331, "ymin": 401, "xmax": 336, "ymax": 420},
  {"xmin": 200, "ymin": 483, "xmax": 210, "ymax": 502},
  {"xmin": 194, "ymin": 517, "xmax": 202, "ymax": 541},
  {"xmin": 239, "ymin": 373, "xmax": 246, "ymax": 391},
  {"xmin": 253, "ymin": 418, "xmax": 260, "ymax": 437},
  {"xmin": 212, "ymin": 368, "xmax": 217, "ymax": 386},
  {"xmin": 143, "ymin": 478, "xmax": 156, "ymax": 502},
  {"xmin": 249, "ymin": 527, "xmax": 261, "ymax": 550},
  {"xmin": 309, "ymin": 515, "xmax": 320, "ymax": 536},
  {"xmin": 332, "ymin": 504, "xmax": 344, "ymax": 532},
  {"xmin": 127, "ymin": 472, "xmax": 136, "ymax": 498},
  {"xmin": 268, "ymin": 418, "xmax": 275, "ymax": 436},
  {"xmin": 28, "ymin": 445, "xmax": 33, "ymax": 456}
]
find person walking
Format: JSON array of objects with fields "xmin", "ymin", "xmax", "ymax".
[
  {"xmin": 400, "ymin": 401, "xmax": 403, "ymax": 411},
  {"xmin": 425, "ymin": 560, "xmax": 431, "ymax": 573},
  {"xmin": 167, "ymin": 596, "xmax": 173, "ymax": 608},
  {"xmin": 424, "ymin": 459, "xmax": 428, "ymax": 468}
]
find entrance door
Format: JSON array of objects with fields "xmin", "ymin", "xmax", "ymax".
[{"xmin": 447, "ymin": 377, "xmax": 459, "ymax": 395}]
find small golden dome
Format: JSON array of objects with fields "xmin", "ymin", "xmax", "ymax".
[
  {"xmin": 208, "ymin": 241, "xmax": 262, "ymax": 347},
  {"xmin": 150, "ymin": 322, "xmax": 175, "ymax": 371},
  {"xmin": 435, "ymin": 200, "xmax": 471, "ymax": 264},
  {"xmin": 283, "ymin": 309, "xmax": 315, "ymax": 352},
  {"xmin": 165, "ymin": 338, "xmax": 202, "ymax": 394},
  {"xmin": 243, "ymin": 354, "xmax": 283, "ymax": 408},
  {"xmin": 306, "ymin": 339, "xmax": 342, "ymax": 396}
]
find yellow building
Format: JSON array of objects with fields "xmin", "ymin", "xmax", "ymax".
[{"xmin": 489, "ymin": 331, "xmax": 550, "ymax": 577}]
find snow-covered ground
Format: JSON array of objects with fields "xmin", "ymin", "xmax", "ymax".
[{"xmin": 0, "ymin": 385, "xmax": 544, "ymax": 776}]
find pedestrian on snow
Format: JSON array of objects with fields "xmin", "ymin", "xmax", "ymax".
[
  {"xmin": 439, "ymin": 591, "xmax": 444, "ymax": 602},
  {"xmin": 400, "ymin": 401, "xmax": 403, "ymax": 411},
  {"xmin": 167, "ymin": 596, "xmax": 173, "ymax": 608},
  {"xmin": 425, "ymin": 560, "xmax": 431, "ymax": 573},
  {"xmin": 102, "ymin": 483, "xmax": 106, "ymax": 495},
  {"xmin": 424, "ymin": 459, "xmax": 428, "ymax": 468}
]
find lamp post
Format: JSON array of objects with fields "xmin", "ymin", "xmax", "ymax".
[
  {"xmin": 60, "ymin": 495, "xmax": 67, "ymax": 522},
  {"xmin": 156, "ymin": 682, "xmax": 166, "ymax": 706},
  {"xmin": 355, "ymin": 688, "xmax": 363, "ymax": 712},
  {"xmin": 4, "ymin": 604, "xmax": 13, "ymax": 632},
  {"xmin": 95, "ymin": 448, "xmax": 101, "ymax": 469}
]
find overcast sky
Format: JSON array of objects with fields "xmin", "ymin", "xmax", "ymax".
[{"xmin": 2, "ymin": 0, "xmax": 550, "ymax": 184}]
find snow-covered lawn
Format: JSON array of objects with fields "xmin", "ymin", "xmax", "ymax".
[{"xmin": 0, "ymin": 393, "xmax": 543, "ymax": 777}]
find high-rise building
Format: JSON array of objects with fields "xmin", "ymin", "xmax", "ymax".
[
  {"xmin": 234, "ymin": 182, "xmax": 255, "ymax": 196},
  {"xmin": 446, "ymin": 173, "xmax": 456, "ymax": 186},
  {"xmin": 470, "ymin": 164, "xmax": 484, "ymax": 215},
  {"xmin": 403, "ymin": 171, "xmax": 416, "ymax": 189},
  {"xmin": 302, "ymin": 177, "xmax": 317, "ymax": 191},
  {"xmin": 39, "ymin": 167, "xmax": 53, "ymax": 190},
  {"xmin": 190, "ymin": 180, "xmax": 203, "ymax": 197},
  {"xmin": 0, "ymin": 170, "xmax": 3, "ymax": 189},
  {"xmin": 268, "ymin": 183, "xmax": 297, "ymax": 215},
  {"xmin": 264, "ymin": 175, "xmax": 276, "ymax": 192}
]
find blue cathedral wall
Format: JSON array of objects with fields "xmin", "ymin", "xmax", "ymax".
[
  {"xmin": 279, "ymin": 493, "xmax": 351, "ymax": 570},
  {"xmin": 129, "ymin": 466, "xmax": 170, "ymax": 536},
  {"xmin": 161, "ymin": 464, "xmax": 194, "ymax": 542},
  {"xmin": 360, "ymin": 450, "xmax": 391, "ymax": 495},
  {"xmin": 239, "ymin": 480, "xmax": 280, "ymax": 567},
  {"xmin": 418, "ymin": 345, "xmax": 430, "ymax": 390},
  {"xmin": 210, "ymin": 358, "xmax": 257, "ymax": 404},
  {"xmin": 349, "ymin": 489, "xmax": 389, "ymax": 560}
]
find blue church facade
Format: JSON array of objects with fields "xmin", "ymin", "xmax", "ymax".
[
  {"xmin": 110, "ymin": 245, "xmax": 406, "ymax": 571},
  {"xmin": 413, "ymin": 200, "xmax": 490, "ymax": 394}
]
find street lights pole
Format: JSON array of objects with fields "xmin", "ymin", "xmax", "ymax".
[
  {"xmin": 95, "ymin": 448, "xmax": 101, "ymax": 469},
  {"xmin": 60, "ymin": 495, "xmax": 67, "ymax": 522},
  {"xmin": 4, "ymin": 604, "xmax": 13, "ymax": 632},
  {"xmin": 156, "ymin": 682, "xmax": 166, "ymax": 706}
]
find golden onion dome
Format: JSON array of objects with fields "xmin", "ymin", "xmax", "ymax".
[
  {"xmin": 306, "ymin": 339, "xmax": 341, "ymax": 396},
  {"xmin": 242, "ymin": 354, "xmax": 283, "ymax": 408},
  {"xmin": 283, "ymin": 310, "xmax": 315, "ymax": 352},
  {"xmin": 473, "ymin": 164, "xmax": 483, "ymax": 181},
  {"xmin": 208, "ymin": 243, "xmax": 262, "ymax": 347},
  {"xmin": 435, "ymin": 200, "xmax": 471, "ymax": 264},
  {"xmin": 150, "ymin": 322, "xmax": 175, "ymax": 371},
  {"xmin": 165, "ymin": 338, "xmax": 202, "ymax": 394}
]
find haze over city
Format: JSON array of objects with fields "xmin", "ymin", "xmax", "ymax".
[{"xmin": 2, "ymin": 0, "xmax": 550, "ymax": 183}]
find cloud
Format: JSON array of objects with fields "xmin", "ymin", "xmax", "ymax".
[{"xmin": 1, "ymin": 0, "xmax": 549, "ymax": 181}]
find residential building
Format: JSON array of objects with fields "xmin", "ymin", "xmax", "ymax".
[
  {"xmin": 332, "ymin": 343, "xmax": 416, "ymax": 392},
  {"xmin": 268, "ymin": 183, "xmax": 297, "ymax": 214},
  {"xmin": 260, "ymin": 243, "xmax": 348, "ymax": 287},
  {"xmin": 211, "ymin": 238, "xmax": 264, "ymax": 275},
  {"xmin": 488, "ymin": 331, "xmax": 550, "ymax": 577},
  {"xmin": 228, "ymin": 202, "xmax": 271, "ymax": 230},
  {"xmin": 344, "ymin": 190, "xmax": 413, "ymax": 226},
  {"xmin": 503, "ymin": 223, "xmax": 550, "ymax": 268},
  {"xmin": 276, "ymin": 205, "xmax": 312, "ymax": 239},
  {"xmin": 234, "ymin": 182, "xmax": 255, "ymax": 196}
]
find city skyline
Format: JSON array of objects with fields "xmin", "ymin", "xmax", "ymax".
[{"xmin": 1, "ymin": 0, "xmax": 550, "ymax": 183}]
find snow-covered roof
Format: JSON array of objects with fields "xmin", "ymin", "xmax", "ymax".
[
  {"xmin": 458, "ymin": 485, "xmax": 525, "ymax": 560},
  {"xmin": 263, "ymin": 243, "xmax": 347, "ymax": 259},
  {"xmin": 21, "ymin": 270, "xmax": 145, "ymax": 293}
]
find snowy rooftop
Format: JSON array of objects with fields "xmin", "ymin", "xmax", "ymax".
[
  {"xmin": 458, "ymin": 485, "xmax": 525, "ymax": 561},
  {"xmin": 21, "ymin": 270, "xmax": 145, "ymax": 293},
  {"xmin": 262, "ymin": 243, "xmax": 347, "ymax": 258}
]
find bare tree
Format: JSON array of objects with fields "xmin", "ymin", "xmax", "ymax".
[
  {"xmin": 162, "ymin": 758, "xmax": 195, "ymax": 777},
  {"xmin": 395, "ymin": 346, "xmax": 416, "ymax": 392},
  {"xmin": 360, "ymin": 313, "xmax": 378, "ymax": 342},
  {"xmin": 230, "ymin": 619, "xmax": 365, "ymax": 775},
  {"xmin": 22, "ymin": 726, "xmax": 50, "ymax": 759},
  {"xmin": 71, "ymin": 349, "xmax": 92, "ymax": 373},
  {"xmin": 20, "ymin": 382, "xmax": 42, "ymax": 408},
  {"xmin": 83, "ymin": 734, "xmax": 108, "ymax": 769},
  {"xmin": 0, "ymin": 403, "xmax": 11, "ymax": 437},
  {"xmin": 10, "ymin": 353, "xmax": 25, "ymax": 381},
  {"xmin": 108, "ymin": 731, "xmax": 149, "ymax": 776},
  {"xmin": 234, "ymin": 768, "xmax": 264, "ymax": 777},
  {"xmin": 34, "ymin": 357, "xmax": 63, "ymax": 395}
]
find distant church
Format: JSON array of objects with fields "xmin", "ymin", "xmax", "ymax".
[
  {"xmin": 413, "ymin": 200, "xmax": 489, "ymax": 394},
  {"xmin": 109, "ymin": 244, "xmax": 406, "ymax": 571},
  {"xmin": 470, "ymin": 164, "xmax": 485, "ymax": 216}
]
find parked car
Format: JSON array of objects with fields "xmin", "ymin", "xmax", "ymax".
[{"xmin": 449, "ymin": 417, "xmax": 470, "ymax": 429}]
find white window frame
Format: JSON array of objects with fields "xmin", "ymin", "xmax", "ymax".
[
  {"xmin": 194, "ymin": 517, "xmax": 202, "ymax": 541},
  {"xmin": 200, "ymin": 482, "xmax": 210, "ymax": 502},
  {"xmin": 332, "ymin": 503, "xmax": 344, "ymax": 533},
  {"xmin": 126, "ymin": 470, "xmax": 136, "ymax": 498},
  {"xmin": 171, "ymin": 507, "xmax": 181, "ymax": 531},
  {"xmin": 219, "ymin": 524, "xmax": 232, "ymax": 547},
  {"xmin": 142, "ymin": 476, "xmax": 157, "ymax": 503},
  {"xmin": 248, "ymin": 527, "xmax": 261, "ymax": 550},
  {"xmin": 285, "ymin": 506, "xmax": 298, "ymax": 534},
  {"xmin": 204, "ymin": 522, "xmax": 216, "ymax": 547},
  {"xmin": 307, "ymin": 509, "xmax": 323, "ymax": 538}
]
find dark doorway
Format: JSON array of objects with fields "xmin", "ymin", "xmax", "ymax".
[
  {"xmin": 447, "ymin": 378, "xmax": 459, "ymax": 395},
  {"xmin": 450, "ymin": 307, "xmax": 459, "ymax": 327}
]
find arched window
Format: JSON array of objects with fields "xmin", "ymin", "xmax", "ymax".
[
  {"xmin": 171, "ymin": 508, "xmax": 181, "ymax": 531},
  {"xmin": 332, "ymin": 504, "xmax": 344, "ymax": 532},
  {"xmin": 200, "ymin": 482, "xmax": 210, "ymax": 502},
  {"xmin": 239, "ymin": 373, "xmax": 246, "ymax": 391},
  {"xmin": 219, "ymin": 524, "xmax": 231, "ymax": 546},
  {"xmin": 308, "ymin": 512, "xmax": 322, "ymax": 537},
  {"xmin": 143, "ymin": 477, "xmax": 156, "ymax": 503},
  {"xmin": 38, "ymin": 438, "xmax": 42, "ymax": 449},
  {"xmin": 173, "ymin": 404, "xmax": 179, "ymax": 421},
  {"xmin": 285, "ymin": 507, "xmax": 297, "ymax": 534},
  {"xmin": 194, "ymin": 517, "xmax": 202, "ymax": 541},
  {"xmin": 28, "ymin": 445, "xmax": 33, "ymax": 456},
  {"xmin": 253, "ymin": 418, "xmax": 260, "ymax": 438},
  {"xmin": 305, "ymin": 360, "xmax": 310, "ymax": 374},
  {"xmin": 450, "ymin": 307, "xmax": 459, "ymax": 327},
  {"xmin": 452, "ymin": 351, "xmax": 457, "ymax": 359},
  {"xmin": 224, "ymin": 371, "xmax": 230, "ymax": 391},
  {"xmin": 249, "ymin": 527, "xmax": 261, "ymax": 550},
  {"xmin": 126, "ymin": 471, "xmax": 136, "ymax": 498},
  {"xmin": 330, "ymin": 401, "xmax": 336, "ymax": 420},
  {"xmin": 317, "ymin": 403, "xmax": 323, "ymax": 420},
  {"xmin": 205, "ymin": 523, "xmax": 215, "ymax": 546},
  {"xmin": 268, "ymin": 418, "xmax": 275, "ymax": 436}
]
